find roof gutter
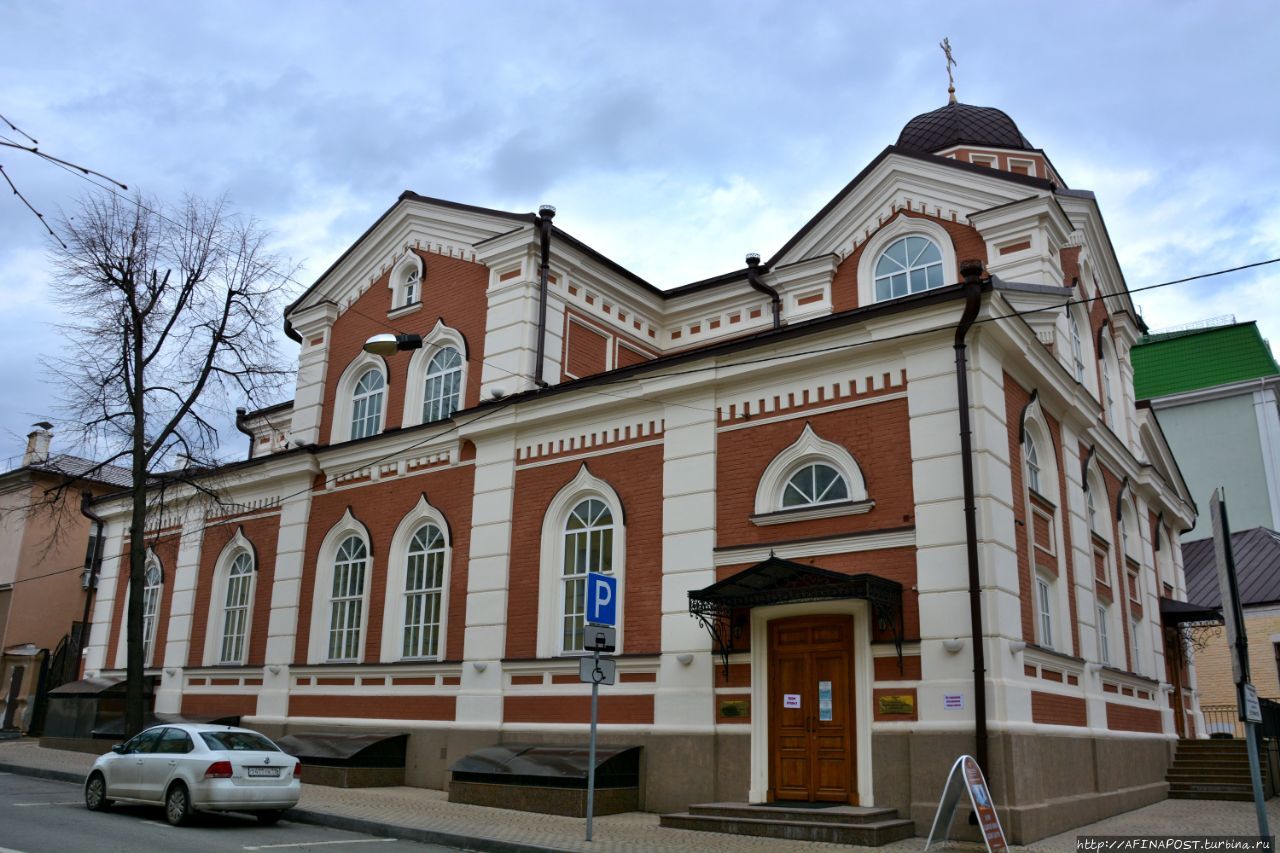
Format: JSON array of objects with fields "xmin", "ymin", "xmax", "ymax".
[
  {"xmin": 745, "ymin": 253, "xmax": 781, "ymax": 330},
  {"xmin": 954, "ymin": 258, "xmax": 989, "ymax": 775},
  {"xmin": 533, "ymin": 205, "xmax": 556, "ymax": 388},
  {"xmin": 234, "ymin": 407, "xmax": 255, "ymax": 460}
]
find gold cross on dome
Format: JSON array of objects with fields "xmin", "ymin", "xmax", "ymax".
[{"xmin": 940, "ymin": 37, "xmax": 957, "ymax": 104}]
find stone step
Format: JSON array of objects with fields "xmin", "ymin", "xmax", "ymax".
[
  {"xmin": 660, "ymin": 812, "xmax": 915, "ymax": 846},
  {"xmin": 1168, "ymin": 782, "xmax": 1257, "ymax": 801},
  {"xmin": 1167, "ymin": 768, "xmax": 1256, "ymax": 783},
  {"xmin": 687, "ymin": 802, "xmax": 901, "ymax": 825},
  {"xmin": 1169, "ymin": 760, "xmax": 1255, "ymax": 773},
  {"xmin": 1168, "ymin": 789, "xmax": 1255, "ymax": 802},
  {"xmin": 1176, "ymin": 740, "xmax": 1249, "ymax": 750}
]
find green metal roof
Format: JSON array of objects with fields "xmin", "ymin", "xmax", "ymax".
[{"xmin": 1132, "ymin": 321, "xmax": 1280, "ymax": 400}]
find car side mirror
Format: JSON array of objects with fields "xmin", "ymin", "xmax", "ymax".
[{"xmin": 111, "ymin": 744, "xmax": 125, "ymax": 754}]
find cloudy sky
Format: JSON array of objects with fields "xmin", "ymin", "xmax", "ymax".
[{"xmin": 2, "ymin": 1, "xmax": 1278, "ymax": 464}]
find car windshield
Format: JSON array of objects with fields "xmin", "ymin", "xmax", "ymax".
[{"xmin": 199, "ymin": 731, "xmax": 280, "ymax": 752}]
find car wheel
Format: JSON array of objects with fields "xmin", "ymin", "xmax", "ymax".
[
  {"xmin": 164, "ymin": 782, "xmax": 191, "ymax": 827},
  {"xmin": 256, "ymin": 809, "xmax": 285, "ymax": 826},
  {"xmin": 84, "ymin": 772, "xmax": 112, "ymax": 811}
]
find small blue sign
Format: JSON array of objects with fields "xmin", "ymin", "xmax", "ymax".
[{"xmin": 587, "ymin": 572, "xmax": 617, "ymax": 627}]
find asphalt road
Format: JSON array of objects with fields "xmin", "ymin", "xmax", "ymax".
[{"xmin": 0, "ymin": 771, "xmax": 461, "ymax": 853}]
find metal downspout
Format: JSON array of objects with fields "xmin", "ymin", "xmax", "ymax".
[
  {"xmin": 954, "ymin": 259, "xmax": 989, "ymax": 773},
  {"xmin": 533, "ymin": 205, "xmax": 556, "ymax": 388},
  {"xmin": 745, "ymin": 253, "xmax": 781, "ymax": 330},
  {"xmin": 234, "ymin": 407, "xmax": 255, "ymax": 460},
  {"xmin": 78, "ymin": 491, "xmax": 106, "ymax": 660}
]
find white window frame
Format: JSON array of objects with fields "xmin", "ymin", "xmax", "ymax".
[
  {"xmin": 1100, "ymin": 337, "xmax": 1117, "ymax": 428},
  {"xmin": 1024, "ymin": 434, "xmax": 1042, "ymax": 494},
  {"xmin": 537, "ymin": 465, "xmax": 625, "ymax": 658},
  {"xmin": 113, "ymin": 548, "xmax": 165, "ymax": 669},
  {"xmin": 402, "ymin": 320, "xmax": 468, "ymax": 428},
  {"xmin": 1097, "ymin": 603, "xmax": 1111, "ymax": 666},
  {"xmin": 855, "ymin": 216, "xmax": 957, "ymax": 306},
  {"xmin": 388, "ymin": 251, "xmax": 424, "ymax": 310},
  {"xmin": 307, "ymin": 510, "xmax": 373, "ymax": 664},
  {"xmin": 752, "ymin": 424, "xmax": 870, "ymax": 524},
  {"xmin": 380, "ymin": 495, "xmax": 451, "ymax": 662},
  {"xmin": 1036, "ymin": 575, "xmax": 1054, "ymax": 649},
  {"xmin": 202, "ymin": 528, "xmax": 258, "ymax": 666},
  {"xmin": 141, "ymin": 555, "xmax": 163, "ymax": 667},
  {"xmin": 330, "ymin": 353, "xmax": 389, "ymax": 444},
  {"xmin": 1130, "ymin": 617, "xmax": 1143, "ymax": 674},
  {"xmin": 1067, "ymin": 308, "xmax": 1086, "ymax": 383}
]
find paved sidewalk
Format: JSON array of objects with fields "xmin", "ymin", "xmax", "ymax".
[{"xmin": 2, "ymin": 737, "xmax": 1277, "ymax": 852}]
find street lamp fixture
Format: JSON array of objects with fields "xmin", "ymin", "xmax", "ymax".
[{"xmin": 362, "ymin": 333, "xmax": 423, "ymax": 356}]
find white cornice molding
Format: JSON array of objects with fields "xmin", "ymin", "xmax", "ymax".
[
  {"xmin": 713, "ymin": 528, "xmax": 916, "ymax": 565},
  {"xmin": 1147, "ymin": 374, "xmax": 1280, "ymax": 409}
]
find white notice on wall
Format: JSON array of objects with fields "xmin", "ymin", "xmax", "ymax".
[
  {"xmin": 943, "ymin": 693, "xmax": 965, "ymax": 710},
  {"xmin": 783, "ymin": 694, "xmax": 801, "ymax": 709}
]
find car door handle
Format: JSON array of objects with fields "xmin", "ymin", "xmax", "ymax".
[{"xmin": 167, "ymin": 760, "xmax": 177, "ymax": 766}]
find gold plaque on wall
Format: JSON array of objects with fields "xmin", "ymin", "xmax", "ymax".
[
  {"xmin": 877, "ymin": 694, "xmax": 915, "ymax": 715},
  {"xmin": 719, "ymin": 699, "xmax": 750, "ymax": 718}
]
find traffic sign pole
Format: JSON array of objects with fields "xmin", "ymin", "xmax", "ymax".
[{"xmin": 586, "ymin": 646, "xmax": 600, "ymax": 842}]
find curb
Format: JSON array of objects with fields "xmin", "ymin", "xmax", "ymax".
[{"xmin": 0, "ymin": 761, "xmax": 570, "ymax": 853}]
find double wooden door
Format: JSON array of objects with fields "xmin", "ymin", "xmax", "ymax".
[{"xmin": 768, "ymin": 614, "xmax": 856, "ymax": 804}]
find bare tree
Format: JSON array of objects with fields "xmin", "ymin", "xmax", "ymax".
[{"xmin": 48, "ymin": 191, "xmax": 294, "ymax": 736}]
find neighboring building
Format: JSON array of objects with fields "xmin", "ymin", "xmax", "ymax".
[
  {"xmin": 1182, "ymin": 527, "xmax": 1280, "ymax": 733},
  {"xmin": 83, "ymin": 97, "xmax": 1198, "ymax": 843},
  {"xmin": 0, "ymin": 425, "xmax": 130, "ymax": 732},
  {"xmin": 1132, "ymin": 320, "xmax": 1280, "ymax": 540}
]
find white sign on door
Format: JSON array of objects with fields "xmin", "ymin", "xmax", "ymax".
[{"xmin": 783, "ymin": 694, "xmax": 801, "ymax": 709}]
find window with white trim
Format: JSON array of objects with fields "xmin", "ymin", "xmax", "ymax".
[
  {"xmin": 1036, "ymin": 576, "xmax": 1054, "ymax": 649},
  {"xmin": 1068, "ymin": 310, "xmax": 1085, "ymax": 382},
  {"xmin": 389, "ymin": 253, "xmax": 424, "ymax": 310},
  {"xmin": 782, "ymin": 462, "xmax": 850, "ymax": 508},
  {"xmin": 1024, "ymin": 435, "xmax": 1041, "ymax": 494},
  {"xmin": 351, "ymin": 369, "xmax": 385, "ymax": 439},
  {"xmin": 402, "ymin": 524, "xmax": 446, "ymax": 659},
  {"xmin": 1130, "ymin": 618, "xmax": 1142, "ymax": 673},
  {"xmin": 402, "ymin": 267, "xmax": 420, "ymax": 306},
  {"xmin": 142, "ymin": 558, "xmax": 163, "ymax": 665},
  {"xmin": 874, "ymin": 236, "xmax": 945, "ymax": 301},
  {"xmin": 423, "ymin": 347, "xmax": 462, "ymax": 423},
  {"xmin": 1100, "ymin": 340, "xmax": 1116, "ymax": 426},
  {"xmin": 219, "ymin": 551, "xmax": 254, "ymax": 664},
  {"xmin": 1097, "ymin": 604, "xmax": 1111, "ymax": 666},
  {"xmin": 328, "ymin": 535, "xmax": 368, "ymax": 661},
  {"xmin": 561, "ymin": 498, "xmax": 613, "ymax": 653}
]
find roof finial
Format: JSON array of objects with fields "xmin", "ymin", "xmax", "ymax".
[{"xmin": 940, "ymin": 37, "xmax": 957, "ymax": 104}]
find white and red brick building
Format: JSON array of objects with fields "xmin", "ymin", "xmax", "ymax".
[{"xmin": 83, "ymin": 100, "xmax": 1200, "ymax": 841}]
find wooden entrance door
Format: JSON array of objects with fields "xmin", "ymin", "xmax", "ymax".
[{"xmin": 767, "ymin": 614, "xmax": 856, "ymax": 804}]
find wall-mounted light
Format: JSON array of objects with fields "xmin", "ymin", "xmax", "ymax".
[
  {"xmin": 267, "ymin": 665, "xmax": 281, "ymax": 676},
  {"xmin": 164, "ymin": 668, "xmax": 176, "ymax": 677},
  {"xmin": 1008, "ymin": 641, "xmax": 1027, "ymax": 656},
  {"xmin": 942, "ymin": 638, "xmax": 964, "ymax": 654},
  {"xmin": 472, "ymin": 661, "xmax": 488, "ymax": 673},
  {"xmin": 676, "ymin": 653, "xmax": 694, "ymax": 666},
  {"xmin": 363, "ymin": 333, "xmax": 423, "ymax": 356}
]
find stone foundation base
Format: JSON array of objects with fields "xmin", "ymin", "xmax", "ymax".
[{"xmin": 449, "ymin": 780, "xmax": 638, "ymax": 817}]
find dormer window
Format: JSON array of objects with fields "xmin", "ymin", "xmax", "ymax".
[
  {"xmin": 389, "ymin": 253, "xmax": 424, "ymax": 310},
  {"xmin": 402, "ymin": 268, "xmax": 419, "ymax": 306},
  {"xmin": 874, "ymin": 236, "xmax": 944, "ymax": 301}
]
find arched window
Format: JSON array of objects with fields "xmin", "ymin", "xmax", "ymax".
[
  {"xmin": 1100, "ymin": 340, "xmax": 1116, "ymax": 427},
  {"xmin": 351, "ymin": 369, "xmax": 385, "ymax": 439},
  {"xmin": 388, "ymin": 252, "xmax": 424, "ymax": 309},
  {"xmin": 142, "ymin": 558, "xmax": 163, "ymax": 665},
  {"xmin": 402, "ymin": 524, "xmax": 446, "ymax": 659},
  {"xmin": 562, "ymin": 498, "xmax": 613, "ymax": 653},
  {"xmin": 218, "ymin": 551, "xmax": 254, "ymax": 664},
  {"xmin": 1024, "ymin": 435, "xmax": 1041, "ymax": 494},
  {"xmin": 1096, "ymin": 603, "xmax": 1112, "ymax": 666},
  {"xmin": 328, "ymin": 535, "xmax": 368, "ymax": 661},
  {"xmin": 402, "ymin": 267, "xmax": 420, "ymax": 306},
  {"xmin": 423, "ymin": 347, "xmax": 463, "ymax": 423},
  {"xmin": 874, "ymin": 236, "xmax": 944, "ymax": 301},
  {"xmin": 782, "ymin": 462, "xmax": 850, "ymax": 508},
  {"xmin": 1068, "ymin": 310, "xmax": 1085, "ymax": 382},
  {"xmin": 1086, "ymin": 484, "xmax": 1098, "ymax": 533}
]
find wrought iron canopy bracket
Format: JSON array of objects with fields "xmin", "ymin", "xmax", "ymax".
[{"xmin": 689, "ymin": 598, "xmax": 735, "ymax": 680}]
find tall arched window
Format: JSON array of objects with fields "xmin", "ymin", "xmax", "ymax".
[
  {"xmin": 874, "ymin": 236, "xmax": 944, "ymax": 301},
  {"xmin": 402, "ymin": 267, "xmax": 420, "ymax": 306},
  {"xmin": 403, "ymin": 524, "xmax": 446, "ymax": 659},
  {"xmin": 1024, "ymin": 435, "xmax": 1041, "ymax": 494},
  {"xmin": 423, "ymin": 347, "xmax": 463, "ymax": 423},
  {"xmin": 142, "ymin": 558, "xmax": 163, "ymax": 665},
  {"xmin": 219, "ymin": 552, "xmax": 254, "ymax": 664},
  {"xmin": 351, "ymin": 369, "xmax": 385, "ymax": 439},
  {"xmin": 1068, "ymin": 310, "xmax": 1085, "ymax": 382},
  {"xmin": 328, "ymin": 536, "xmax": 368, "ymax": 661},
  {"xmin": 782, "ymin": 462, "xmax": 850, "ymax": 508},
  {"xmin": 1100, "ymin": 342, "xmax": 1116, "ymax": 427},
  {"xmin": 561, "ymin": 498, "xmax": 613, "ymax": 653}
]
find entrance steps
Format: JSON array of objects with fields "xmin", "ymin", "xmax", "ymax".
[
  {"xmin": 660, "ymin": 802, "xmax": 915, "ymax": 846},
  {"xmin": 1166, "ymin": 738, "xmax": 1272, "ymax": 801}
]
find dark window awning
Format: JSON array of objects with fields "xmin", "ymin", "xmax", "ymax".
[
  {"xmin": 687, "ymin": 555, "xmax": 904, "ymax": 676},
  {"xmin": 1159, "ymin": 596, "xmax": 1222, "ymax": 627}
]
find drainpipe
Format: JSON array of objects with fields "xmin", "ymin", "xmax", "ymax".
[
  {"xmin": 79, "ymin": 491, "xmax": 106, "ymax": 666},
  {"xmin": 745, "ymin": 254, "xmax": 781, "ymax": 330},
  {"xmin": 954, "ymin": 258, "xmax": 989, "ymax": 774},
  {"xmin": 234, "ymin": 407, "xmax": 255, "ymax": 460},
  {"xmin": 533, "ymin": 205, "xmax": 556, "ymax": 388}
]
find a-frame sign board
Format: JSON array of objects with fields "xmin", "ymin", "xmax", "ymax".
[{"xmin": 924, "ymin": 755, "xmax": 1008, "ymax": 852}]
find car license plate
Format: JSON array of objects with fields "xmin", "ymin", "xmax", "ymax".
[{"xmin": 247, "ymin": 767, "xmax": 280, "ymax": 777}]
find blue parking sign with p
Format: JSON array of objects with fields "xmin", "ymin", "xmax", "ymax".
[{"xmin": 587, "ymin": 572, "xmax": 617, "ymax": 626}]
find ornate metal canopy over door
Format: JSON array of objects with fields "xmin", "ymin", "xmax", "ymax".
[{"xmin": 687, "ymin": 555, "xmax": 905, "ymax": 678}]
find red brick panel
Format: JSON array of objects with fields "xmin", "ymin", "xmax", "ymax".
[
  {"xmin": 187, "ymin": 513, "xmax": 281, "ymax": 668},
  {"xmin": 503, "ymin": 694, "xmax": 654, "ymax": 724},
  {"xmin": 1031, "ymin": 691, "xmax": 1087, "ymax": 727},
  {"xmin": 290, "ymin": 694, "xmax": 457, "ymax": 720},
  {"xmin": 713, "ymin": 663, "xmax": 752, "ymax": 688},
  {"xmin": 563, "ymin": 317, "xmax": 609, "ymax": 380},
  {"xmin": 873, "ymin": 655, "xmax": 922, "ymax": 681},
  {"xmin": 294, "ymin": 464, "xmax": 475, "ymax": 664},
  {"xmin": 107, "ymin": 531, "xmax": 181, "ymax": 669},
  {"xmin": 1106, "ymin": 702, "xmax": 1162, "ymax": 733},
  {"xmin": 180, "ymin": 693, "xmax": 258, "ymax": 718}
]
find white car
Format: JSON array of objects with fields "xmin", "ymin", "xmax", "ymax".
[{"xmin": 84, "ymin": 723, "xmax": 302, "ymax": 826}]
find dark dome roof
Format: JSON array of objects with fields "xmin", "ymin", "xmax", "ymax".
[{"xmin": 896, "ymin": 102, "xmax": 1033, "ymax": 153}]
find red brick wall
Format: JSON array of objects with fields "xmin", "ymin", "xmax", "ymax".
[
  {"xmin": 831, "ymin": 209, "xmax": 990, "ymax": 313},
  {"xmin": 1031, "ymin": 691, "xmax": 1087, "ymax": 727},
  {"xmin": 293, "ymin": 464, "xmax": 475, "ymax": 664},
  {"xmin": 318, "ymin": 251, "xmax": 489, "ymax": 445},
  {"xmin": 1005, "ymin": 376, "xmax": 1036, "ymax": 644},
  {"xmin": 181, "ymin": 693, "xmax": 257, "ymax": 718},
  {"xmin": 187, "ymin": 513, "xmax": 281, "ymax": 668},
  {"xmin": 504, "ymin": 694, "xmax": 653, "ymax": 724},
  {"xmin": 290, "ymin": 694, "xmax": 457, "ymax": 720},
  {"xmin": 107, "ymin": 530, "xmax": 181, "ymax": 668},
  {"xmin": 1106, "ymin": 702, "xmax": 1162, "ymax": 733},
  {"xmin": 716, "ymin": 401, "xmax": 915, "ymax": 547},
  {"xmin": 563, "ymin": 316, "xmax": 609, "ymax": 379},
  {"xmin": 505, "ymin": 445, "xmax": 664, "ymax": 659}
]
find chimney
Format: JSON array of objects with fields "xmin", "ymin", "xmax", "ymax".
[{"xmin": 24, "ymin": 422, "xmax": 53, "ymax": 466}]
